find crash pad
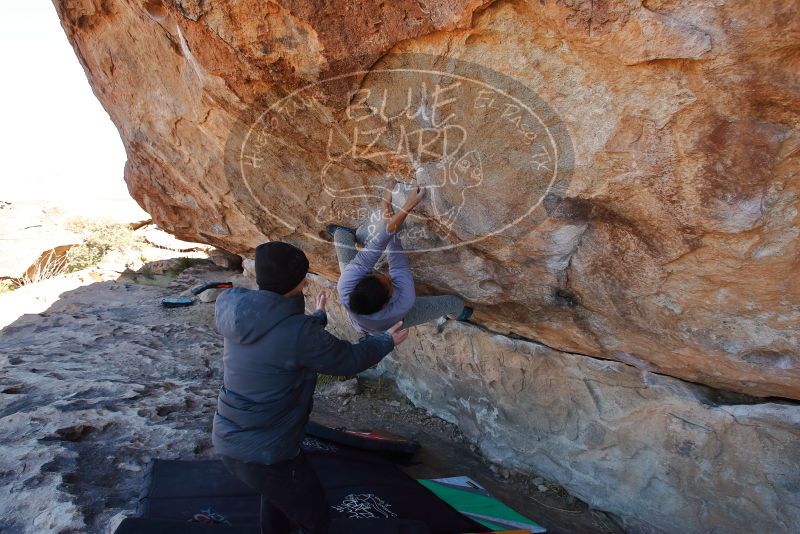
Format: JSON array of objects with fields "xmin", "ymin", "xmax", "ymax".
[
  {"xmin": 418, "ymin": 477, "xmax": 545, "ymax": 533},
  {"xmin": 306, "ymin": 420, "xmax": 420, "ymax": 456}
]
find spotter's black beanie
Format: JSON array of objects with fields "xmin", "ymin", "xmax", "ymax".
[{"xmin": 254, "ymin": 241, "xmax": 309, "ymax": 294}]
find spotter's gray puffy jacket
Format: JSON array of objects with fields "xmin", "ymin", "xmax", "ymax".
[{"xmin": 211, "ymin": 287, "xmax": 394, "ymax": 465}]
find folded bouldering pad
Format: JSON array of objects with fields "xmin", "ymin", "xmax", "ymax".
[
  {"xmin": 306, "ymin": 420, "xmax": 421, "ymax": 455},
  {"xmin": 419, "ymin": 477, "xmax": 546, "ymax": 533}
]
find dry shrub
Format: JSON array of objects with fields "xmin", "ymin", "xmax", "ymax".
[
  {"xmin": 65, "ymin": 218, "xmax": 145, "ymax": 272},
  {"xmin": 10, "ymin": 248, "xmax": 71, "ymax": 288}
]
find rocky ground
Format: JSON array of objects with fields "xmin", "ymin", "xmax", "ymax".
[
  {"xmin": 0, "ymin": 263, "xmax": 618, "ymax": 533},
  {"xmin": 0, "ymin": 197, "xmax": 212, "ymax": 328}
]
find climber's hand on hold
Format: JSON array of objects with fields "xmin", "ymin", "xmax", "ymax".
[
  {"xmin": 386, "ymin": 321, "xmax": 409, "ymax": 346},
  {"xmin": 404, "ymin": 186, "xmax": 426, "ymax": 211},
  {"xmin": 387, "ymin": 187, "xmax": 425, "ymax": 233},
  {"xmin": 315, "ymin": 291, "xmax": 327, "ymax": 313}
]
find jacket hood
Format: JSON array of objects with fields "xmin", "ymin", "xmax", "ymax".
[{"xmin": 215, "ymin": 287, "xmax": 305, "ymax": 344}]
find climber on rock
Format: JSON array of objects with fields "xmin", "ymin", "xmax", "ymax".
[
  {"xmin": 211, "ymin": 241, "xmax": 408, "ymax": 534},
  {"xmin": 328, "ymin": 186, "xmax": 473, "ymax": 337}
]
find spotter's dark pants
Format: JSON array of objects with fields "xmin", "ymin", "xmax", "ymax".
[{"xmin": 221, "ymin": 452, "xmax": 330, "ymax": 534}]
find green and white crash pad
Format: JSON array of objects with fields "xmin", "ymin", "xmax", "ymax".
[{"xmin": 418, "ymin": 476, "xmax": 546, "ymax": 533}]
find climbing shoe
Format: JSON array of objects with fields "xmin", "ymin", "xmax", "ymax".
[
  {"xmin": 326, "ymin": 224, "xmax": 356, "ymax": 239},
  {"xmin": 456, "ymin": 307, "xmax": 474, "ymax": 322}
]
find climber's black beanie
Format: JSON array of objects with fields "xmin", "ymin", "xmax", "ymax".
[{"xmin": 254, "ymin": 241, "xmax": 309, "ymax": 295}]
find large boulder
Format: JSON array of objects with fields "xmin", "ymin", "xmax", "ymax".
[{"xmin": 53, "ymin": 0, "xmax": 799, "ymax": 399}]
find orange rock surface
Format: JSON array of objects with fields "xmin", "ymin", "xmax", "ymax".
[{"xmin": 54, "ymin": 0, "xmax": 800, "ymax": 398}]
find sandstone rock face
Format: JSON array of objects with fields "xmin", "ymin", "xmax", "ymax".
[
  {"xmin": 54, "ymin": 0, "xmax": 800, "ymax": 400},
  {"xmin": 389, "ymin": 325, "xmax": 800, "ymax": 534}
]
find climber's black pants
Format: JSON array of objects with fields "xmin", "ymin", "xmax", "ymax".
[{"xmin": 221, "ymin": 452, "xmax": 330, "ymax": 534}]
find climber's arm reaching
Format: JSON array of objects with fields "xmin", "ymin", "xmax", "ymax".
[
  {"xmin": 385, "ymin": 186, "xmax": 425, "ymax": 233},
  {"xmin": 337, "ymin": 187, "xmax": 425, "ymax": 299}
]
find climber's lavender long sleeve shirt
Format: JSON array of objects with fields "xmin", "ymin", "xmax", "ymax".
[{"xmin": 337, "ymin": 228, "xmax": 416, "ymax": 335}]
